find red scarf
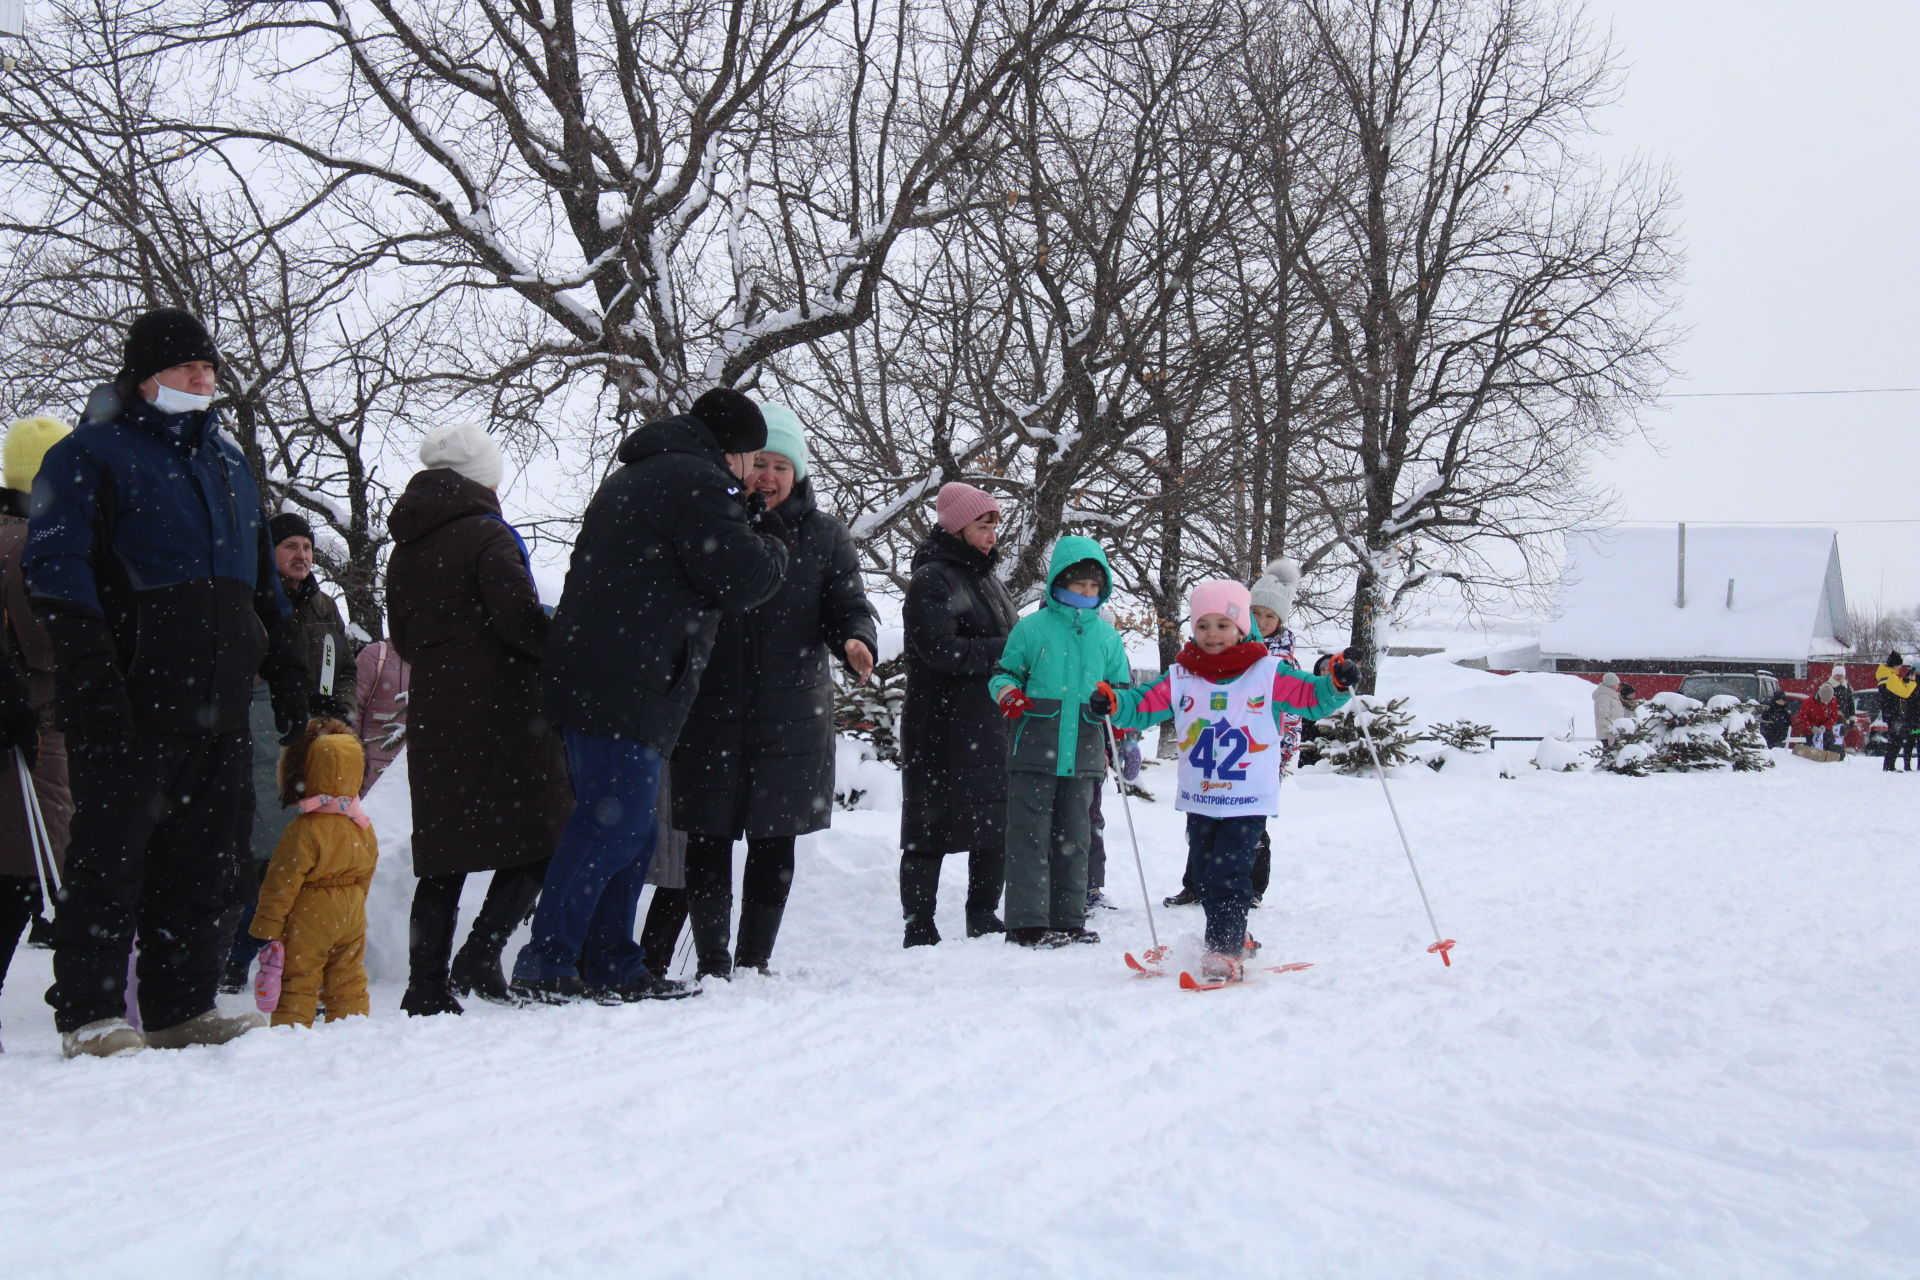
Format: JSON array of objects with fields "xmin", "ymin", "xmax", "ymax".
[{"xmin": 1175, "ymin": 640, "xmax": 1269, "ymax": 682}]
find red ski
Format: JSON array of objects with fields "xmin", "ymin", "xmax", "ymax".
[
  {"xmin": 1177, "ymin": 962, "xmax": 1314, "ymax": 991},
  {"xmin": 1124, "ymin": 951, "xmax": 1168, "ymax": 977}
]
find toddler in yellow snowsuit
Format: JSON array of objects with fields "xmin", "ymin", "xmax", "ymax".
[{"xmin": 250, "ymin": 722, "xmax": 379, "ymax": 1026}]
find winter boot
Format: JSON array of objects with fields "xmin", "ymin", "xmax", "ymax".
[
  {"xmin": 963, "ymin": 845, "xmax": 1005, "ymax": 938},
  {"xmin": 508, "ymin": 974, "xmax": 586, "ymax": 1005},
  {"xmin": 733, "ymin": 902, "xmax": 786, "ymax": 974},
  {"xmin": 401, "ymin": 882, "xmax": 465, "ymax": 1017},
  {"xmin": 27, "ymin": 910, "xmax": 54, "ymax": 949},
  {"xmin": 901, "ymin": 852, "xmax": 945, "ymax": 946},
  {"xmin": 1086, "ymin": 889, "xmax": 1118, "ymax": 912},
  {"xmin": 640, "ymin": 887, "xmax": 689, "ymax": 978},
  {"xmin": 1050, "ymin": 927, "xmax": 1101, "ymax": 945},
  {"xmin": 60, "ymin": 1017, "xmax": 146, "ymax": 1059},
  {"xmin": 1006, "ymin": 926, "xmax": 1067, "ymax": 949},
  {"xmin": 688, "ymin": 890, "xmax": 734, "ymax": 981},
  {"xmin": 1163, "ymin": 886, "xmax": 1200, "ymax": 907},
  {"xmin": 590, "ymin": 973, "xmax": 703, "ymax": 1003},
  {"xmin": 451, "ymin": 870, "xmax": 543, "ymax": 1005},
  {"xmin": 144, "ymin": 1008, "xmax": 266, "ymax": 1050},
  {"xmin": 1200, "ymin": 952, "xmax": 1245, "ymax": 984}
]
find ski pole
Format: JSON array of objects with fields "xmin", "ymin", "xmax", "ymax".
[
  {"xmin": 1102, "ymin": 713, "xmax": 1165, "ymax": 962},
  {"xmin": 1354, "ymin": 710, "xmax": 1456, "ymax": 966},
  {"xmin": 15, "ymin": 747, "xmax": 58, "ymax": 917}
]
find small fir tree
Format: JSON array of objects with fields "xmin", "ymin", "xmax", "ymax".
[
  {"xmin": 833, "ymin": 653, "xmax": 909, "ymax": 765},
  {"xmin": 1314, "ymin": 696, "xmax": 1420, "ymax": 774},
  {"xmin": 1598, "ymin": 693, "xmax": 1772, "ymax": 776}
]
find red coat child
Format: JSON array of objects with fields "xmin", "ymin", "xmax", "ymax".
[{"xmin": 1791, "ymin": 686, "xmax": 1843, "ymax": 748}]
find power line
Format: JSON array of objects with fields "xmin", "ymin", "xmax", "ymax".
[
  {"xmin": 1631, "ymin": 518, "xmax": 1920, "ymax": 526},
  {"xmin": 1660, "ymin": 386, "xmax": 1920, "ymax": 398}
]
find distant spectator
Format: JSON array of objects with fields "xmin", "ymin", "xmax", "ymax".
[
  {"xmin": 351, "ymin": 638, "xmax": 409, "ymax": 795},
  {"xmin": 1758, "ymin": 690, "xmax": 1794, "ymax": 749},
  {"xmin": 1792, "ymin": 683, "xmax": 1844, "ymax": 754},
  {"xmin": 1880, "ymin": 659, "xmax": 1916, "ymax": 772},
  {"xmin": 1592, "ymin": 673, "xmax": 1630, "ymax": 742}
]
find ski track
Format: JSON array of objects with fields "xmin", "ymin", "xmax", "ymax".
[{"xmin": 3, "ymin": 752, "xmax": 1917, "ymax": 1278}]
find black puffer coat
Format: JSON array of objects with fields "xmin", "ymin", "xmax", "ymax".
[
  {"xmin": 671, "ymin": 478, "xmax": 877, "ymax": 838},
  {"xmin": 899, "ymin": 530, "xmax": 1017, "ymax": 854},
  {"xmin": 542, "ymin": 415, "xmax": 788, "ymax": 752}
]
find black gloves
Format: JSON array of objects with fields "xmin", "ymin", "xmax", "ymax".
[
  {"xmin": 273, "ymin": 682, "xmax": 312, "ymax": 746},
  {"xmin": 43, "ymin": 608, "xmax": 135, "ymax": 749},
  {"xmin": 744, "ymin": 489, "xmax": 772, "ymax": 531},
  {"xmin": 1087, "ymin": 681, "xmax": 1117, "ymax": 718},
  {"xmin": 1330, "ymin": 656, "xmax": 1362, "ymax": 691},
  {"xmin": 0, "ymin": 664, "xmax": 38, "ymax": 769}
]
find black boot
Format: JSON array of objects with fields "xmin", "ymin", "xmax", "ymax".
[
  {"xmin": 401, "ymin": 879, "xmax": 464, "ymax": 1017},
  {"xmin": 733, "ymin": 902, "xmax": 786, "ymax": 974},
  {"xmin": 640, "ymin": 888, "xmax": 689, "ymax": 978},
  {"xmin": 451, "ymin": 867, "xmax": 543, "ymax": 1005},
  {"xmin": 901, "ymin": 852, "xmax": 943, "ymax": 947},
  {"xmin": 964, "ymin": 844, "xmax": 1005, "ymax": 937},
  {"xmin": 688, "ymin": 890, "xmax": 734, "ymax": 980}
]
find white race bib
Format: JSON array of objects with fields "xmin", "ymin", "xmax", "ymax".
[{"xmin": 1171, "ymin": 657, "xmax": 1284, "ymax": 817}]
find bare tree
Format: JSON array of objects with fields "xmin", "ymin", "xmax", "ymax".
[{"xmin": 1259, "ymin": 0, "xmax": 1679, "ymax": 687}]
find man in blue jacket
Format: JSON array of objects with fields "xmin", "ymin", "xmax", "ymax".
[{"xmin": 26, "ymin": 308, "xmax": 308, "ymax": 1057}]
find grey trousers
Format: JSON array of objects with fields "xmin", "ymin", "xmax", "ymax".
[{"xmin": 1003, "ymin": 772, "xmax": 1095, "ymax": 931}]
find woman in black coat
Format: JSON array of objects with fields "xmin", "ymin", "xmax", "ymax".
[
  {"xmin": 897, "ymin": 483, "xmax": 1017, "ymax": 947},
  {"xmin": 663, "ymin": 405, "xmax": 877, "ymax": 978},
  {"xmin": 385, "ymin": 427, "xmax": 571, "ymax": 1014}
]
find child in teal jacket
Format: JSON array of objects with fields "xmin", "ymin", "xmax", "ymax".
[
  {"xmin": 1108, "ymin": 579, "xmax": 1357, "ymax": 980},
  {"xmin": 988, "ymin": 536, "xmax": 1132, "ymax": 945}
]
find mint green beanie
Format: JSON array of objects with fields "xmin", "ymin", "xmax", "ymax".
[{"xmin": 758, "ymin": 402, "xmax": 809, "ymax": 481}]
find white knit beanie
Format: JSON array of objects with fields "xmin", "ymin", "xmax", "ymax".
[
  {"xmin": 1248, "ymin": 557, "xmax": 1302, "ymax": 624},
  {"xmin": 419, "ymin": 423, "xmax": 503, "ymax": 491}
]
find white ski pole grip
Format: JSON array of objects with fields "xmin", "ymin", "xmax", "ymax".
[{"xmin": 1354, "ymin": 708, "xmax": 1456, "ymax": 966}]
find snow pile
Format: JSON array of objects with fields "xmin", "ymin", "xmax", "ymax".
[{"xmin": 1379, "ymin": 653, "xmax": 1595, "ymax": 740}]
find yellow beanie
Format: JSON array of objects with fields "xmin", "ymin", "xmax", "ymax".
[{"xmin": 4, "ymin": 417, "xmax": 72, "ymax": 493}]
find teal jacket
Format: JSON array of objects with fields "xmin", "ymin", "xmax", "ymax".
[{"xmin": 988, "ymin": 536, "xmax": 1133, "ymax": 777}]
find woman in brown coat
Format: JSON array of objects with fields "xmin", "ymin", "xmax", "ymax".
[
  {"xmin": 0, "ymin": 417, "xmax": 75, "ymax": 1045},
  {"xmin": 385, "ymin": 425, "xmax": 570, "ymax": 1015}
]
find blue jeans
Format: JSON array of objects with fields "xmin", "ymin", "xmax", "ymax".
[
  {"xmin": 512, "ymin": 731, "xmax": 661, "ymax": 988},
  {"xmin": 1187, "ymin": 813, "xmax": 1265, "ymax": 955}
]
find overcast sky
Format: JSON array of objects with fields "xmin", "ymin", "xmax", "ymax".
[{"xmin": 1581, "ymin": 0, "xmax": 1920, "ymax": 614}]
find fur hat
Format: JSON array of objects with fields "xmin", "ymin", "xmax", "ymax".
[
  {"xmin": 936, "ymin": 482, "xmax": 1002, "ymax": 535},
  {"xmin": 1248, "ymin": 557, "xmax": 1301, "ymax": 625},
  {"xmin": 758, "ymin": 402, "xmax": 809, "ymax": 481},
  {"xmin": 4, "ymin": 416, "xmax": 72, "ymax": 493},
  {"xmin": 120, "ymin": 308, "xmax": 219, "ymax": 386},
  {"xmin": 690, "ymin": 388, "xmax": 766, "ymax": 454},
  {"xmin": 1189, "ymin": 579, "xmax": 1252, "ymax": 637},
  {"xmin": 419, "ymin": 423, "xmax": 504, "ymax": 491}
]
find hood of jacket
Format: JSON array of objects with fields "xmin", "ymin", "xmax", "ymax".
[
  {"xmin": 772, "ymin": 473, "xmax": 819, "ymax": 528},
  {"xmin": 303, "ymin": 733, "xmax": 366, "ymax": 797},
  {"xmin": 389, "ymin": 466, "xmax": 503, "ymax": 544},
  {"xmin": 913, "ymin": 527, "xmax": 998, "ymax": 577},
  {"xmin": 616, "ymin": 414, "xmax": 726, "ymax": 470},
  {"xmin": 1044, "ymin": 535, "xmax": 1114, "ymax": 609}
]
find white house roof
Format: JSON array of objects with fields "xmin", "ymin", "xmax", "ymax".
[{"xmin": 1537, "ymin": 524, "xmax": 1850, "ymax": 663}]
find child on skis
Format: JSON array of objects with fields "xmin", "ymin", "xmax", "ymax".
[
  {"xmin": 989, "ymin": 537, "xmax": 1133, "ymax": 947},
  {"xmin": 249, "ymin": 720, "xmax": 379, "ymax": 1026},
  {"xmin": 1109, "ymin": 580, "xmax": 1357, "ymax": 982}
]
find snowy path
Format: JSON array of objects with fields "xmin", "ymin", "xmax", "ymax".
[{"xmin": 4, "ymin": 752, "xmax": 1917, "ymax": 1278}]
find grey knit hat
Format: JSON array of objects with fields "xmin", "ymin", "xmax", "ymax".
[{"xmin": 1248, "ymin": 558, "xmax": 1302, "ymax": 624}]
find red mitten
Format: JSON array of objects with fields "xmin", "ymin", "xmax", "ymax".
[{"xmin": 998, "ymin": 687, "xmax": 1035, "ymax": 720}]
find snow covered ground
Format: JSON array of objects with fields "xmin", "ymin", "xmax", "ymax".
[{"xmin": 5, "ymin": 739, "xmax": 1916, "ymax": 1279}]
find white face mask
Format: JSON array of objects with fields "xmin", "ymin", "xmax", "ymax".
[{"xmin": 150, "ymin": 382, "xmax": 214, "ymax": 414}]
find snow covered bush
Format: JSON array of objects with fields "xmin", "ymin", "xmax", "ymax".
[
  {"xmin": 1533, "ymin": 735, "xmax": 1594, "ymax": 772},
  {"xmin": 1597, "ymin": 692, "xmax": 1772, "ymax": 776},
  {"xmin": 834, "ymin": 653, "xmax": 908, "ymax": 765},
  {"xmin": 1427, "ymin": 719, "xmax": 1496, "ymax": 753},
  {"xmin": 1421, "ymin": 719, "xmax": 1517, "ymax": 778},
  {"xmin": 1312, "ymin": 696, "xmax": 1420, "ymax": 774}
]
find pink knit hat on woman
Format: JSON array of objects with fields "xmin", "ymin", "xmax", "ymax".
[
  {"xmin": 1189, "ymin": 579, "xmax": 1253, "ymax": 637},
  {"xmin": 936, "ymin": 482, "xmax": 1002, "ymax": 535}
]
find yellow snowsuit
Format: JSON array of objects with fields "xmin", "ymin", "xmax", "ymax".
[{"xmin": 250, "ymin": 734, "xmax": 379, "ymax": 1027}]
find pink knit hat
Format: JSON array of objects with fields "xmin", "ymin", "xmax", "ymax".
[
  {"xmin": 1189, "ymin": 579, "xmax": 1252, "ymax": 637},
  {"xmin": 936, "ymin": 482, "xmax": 1002, "ymax": 535}
]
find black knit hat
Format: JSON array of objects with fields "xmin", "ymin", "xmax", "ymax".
[
  {"xmin": 120, "ymin": 308, "xmax": 220, "ymax": 386},
  {"xmin": 689, "ymin": 387, "xmax": 767, "ymax": 454},
  {"xmin": 1890, "ymin": 651, "xmax": 1905, "ymax": 667},
  {"xmin": 268, "ymin": 512, "xmax": 314, "ymax": 547}
]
